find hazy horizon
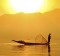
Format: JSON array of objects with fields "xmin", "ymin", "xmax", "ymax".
[{"xmin": 0, "ymin": 9, "xmax": 60, "ymax": 44}]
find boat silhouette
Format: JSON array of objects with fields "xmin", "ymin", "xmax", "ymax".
[
  {"xmin": 12, "ymin": 34, "xmax": 51, "ymax": 45},
  {"xmin": 12, "ymin": 40, "xmax": 48, "ymax": 45}
]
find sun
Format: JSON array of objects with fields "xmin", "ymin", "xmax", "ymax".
[{"xmin": 9, "ymin": 0, "xmax": 45, "ymax": 13}]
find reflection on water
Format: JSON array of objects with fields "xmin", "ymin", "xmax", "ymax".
[
  {"xmin": 48, "ymin": 45, "xmax": 51, "ymax": 56},
  {"xmin": 12, "ymin": 45, "xmax": 25, "ymax": 51},
  {"xmin": 12, "ymin": 44, "xmax": 51, "ymax": 56},
  {"xmin": 0, "ymin": 43, "xmax": 60, "ymax": 56},
  {"xmin": 12, "ymin": 45, "xmax": 48, "ymax": 56}
]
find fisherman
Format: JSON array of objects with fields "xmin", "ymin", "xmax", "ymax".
[{"xmin": 48, "ymin": 33, "xmax": 51, "ymax": 44}]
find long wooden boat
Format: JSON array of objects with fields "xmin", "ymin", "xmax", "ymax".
[{"xmin": 12, "ymin": 40, "xmax": 48, "ymax": 45}]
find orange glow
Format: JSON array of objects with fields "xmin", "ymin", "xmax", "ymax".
[
  {"xmin": 9, "ymin": 0, "xmax": 45, "ymax": 13},
  {"xmin": 0, "ymin": 0, "xmax": 56, "ymax": 14}
]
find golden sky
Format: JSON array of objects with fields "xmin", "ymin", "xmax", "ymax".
[
  {"xmin": 0, "ymin": 0, "xmax": 60, "ymax": 43},
  {"xmin": 0, "ymin": 9, "xmax": 60, "ymax": 43},
  {"xmin": 0, "ymin": 0, "xmax": 59, "ymax": 15}
]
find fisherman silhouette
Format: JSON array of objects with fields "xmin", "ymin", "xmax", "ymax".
[{"xmin": 48, "ymin": 33, "xmax": 51, "ymax": 44}]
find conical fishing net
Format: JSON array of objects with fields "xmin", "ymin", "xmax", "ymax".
[{"xmin": 35, "ymin": 34, "xmax": 48, "ymax": 43}]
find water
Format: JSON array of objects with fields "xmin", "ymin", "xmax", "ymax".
[{"xmin": 0, "ymin": 43, "xmax": 60, "ymax": 56}]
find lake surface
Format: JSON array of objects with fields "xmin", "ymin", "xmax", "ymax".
[{"xmin": 0, "ymin": 43, "xmax": 60, "ymax": 56}]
